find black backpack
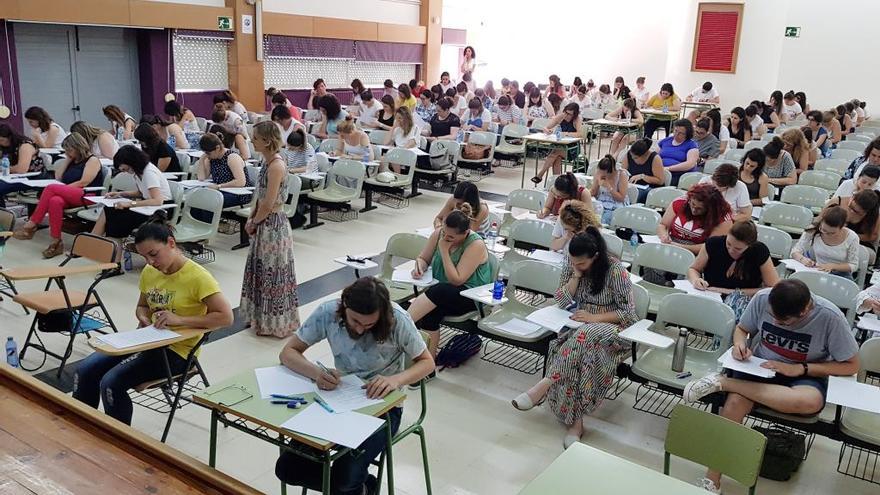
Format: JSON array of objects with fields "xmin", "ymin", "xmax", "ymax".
[
  {"xmin": 752, "ymin": 426, "xmax": 806, "ymax": 481},
  {"xmin": 435, "ymin": 334, "xmax": 482, "ymax": 370}
]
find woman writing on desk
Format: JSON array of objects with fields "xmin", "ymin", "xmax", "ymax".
[
  {"xmin": 790, "ymin": 206, "xmax": 859, "ymax": 279},
  {"xmin": 511, "ymin": 228, "xmax": 637, "ymax": 449},
  {"xmin": 195, "ymin": 132, "xmax": 253, "ymax": 218},
  {"xmin": 72, "ymin": 211, "xmax": 234, "ymax": 425},
  {"xmin": 531, "ymin": 103, "xmax": 583, "ymax": 185},
  {"xmin": 607, "ymin": 98, "xmax": 644, "ymax": 157},
  {"xmin": 0, "ymin": 123, "xmax": 44, "ymax": 207},
  {"xmin": 657, "ymin": 183, "xmax": 733, "ymax": 255},
  {"xmin": 433, "ymin": 182, "xmax": 492, "ymax": 235},
  {"xmin": 408, "ymin": 207, "xmax": 492, "ymax": 360},
  {"xmin": 334, "ymin": 119, "xmax": 374, "ymax": 161},
  {"xmin": 539, "ymin": 173, "xmax": 592, "ymax": 219}
]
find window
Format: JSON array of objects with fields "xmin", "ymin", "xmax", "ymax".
[
  {"xmin": 173, "ymin": 35, "xmax": 230, "ymax": 92},
  {"xmin": 263, "ymin": 57, "xmax": 417, "ymax": 90},
  {"xmin": 691, "ymin": 3, "xmax": 743, "ymax": 73}
]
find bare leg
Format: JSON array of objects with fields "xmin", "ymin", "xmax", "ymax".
[
  {"xmin": 525, "ymin": 377, "xmax": 552, "ymax": 402},
  {"xmin": 720, "ymin": 377, "xmax": 825, "ymax": 414},
  {"xmin": 91, "ymin": 210, "xmax": 107, "ymax": 236},
  {"xmin": 407, "ymin": 294, "xmax": 439, "ymax": 355},
  {"xmin": 533, "ymin": 152, "xmax": 562, "ymax": 184},
  {"xmin": 609, "ymin": 132, "xmax": 624, "ymax": 157}
]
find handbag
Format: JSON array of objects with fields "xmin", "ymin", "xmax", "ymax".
[
  {"xmin": 752, "ymin": 426, "xmax": 805, "ymax": 481},
  {"xmin": 462, "ymin": 143, "xmax": 490, "ymax": 160}
]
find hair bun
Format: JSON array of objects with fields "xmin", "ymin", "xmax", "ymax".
[{"xmin": 147, "ymin": 209, "xmax": 169, "ymax": 224}]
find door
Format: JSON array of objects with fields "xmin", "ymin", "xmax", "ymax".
[{"xmin": 15, "ymin": 23, "xmax": 141, "ymax": 132}]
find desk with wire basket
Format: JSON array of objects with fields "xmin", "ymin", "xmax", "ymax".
[{"xmin": 521, "ymin": 134, "xmax": 584, "ymax": 188}]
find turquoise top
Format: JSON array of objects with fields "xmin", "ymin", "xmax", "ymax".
[{"xmin": 430, "ymin": 231, "xmax": 492, "ymax": 288}]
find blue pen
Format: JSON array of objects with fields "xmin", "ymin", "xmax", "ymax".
[
  {"xmin": 565, "ymin": 301, "xmax": 578, "ymax": 312},
  {"xmin": 271, "ymin": 394, "xmax": 305, "ymax": 400},
  {"xmin": 313, "ymin": 395, "xmax": 335, "ymax": 414}
]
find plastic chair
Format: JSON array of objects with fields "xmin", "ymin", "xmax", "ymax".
[
  {"xmin": 837, "ymin": 140, "xmax": 866, "ymax": 152},
  {"xmin": 626, "ymin": 183, "xmax": 640, "ymax": 205},
  {"xmin": 742, "ymin": 141, "xmax": 763, "ymax": 151},
  {"xmin": 0, "ymin": 207, "xmax": 26, "ymax": 313},
  {"xmin": 174, "ymin": 187, "xmax": 224, "ymax": 245},
  {"xmin": 602, "ymin": 232, "xmax": 624, "ymax": 260},
  {"xmin": 758, "ymin": 202, "xmax": 813, "ymax": 235},
  {"xmin": 499, "ymin": 189, "xmax": 548, "ymax": 237},
  {"xmin": 494, "ymin": 124, "xmax": 529, "ymax": 159},
  {"xmin": 530, "ymin": 118, "xmax": 552, "ymax": 131},
  {"xmin": 813, "ymin": 158, "xmax": 849, "ymax": 177},
  {"xmin": 755, "ymin": 224, "xmax": 792, "ymax": 260},
  {"xmin": 677, "ymin": 171, "xmax": 706, "ymax": 191},
  {"xmin": 847, "ymin": 133, "xmax": 873, "ymax": 143},
  {"xmin": 838, "ymin": 338, "xmax": 880, "ymax": 463},
  {"xmin": 415, "ymin": 140, "xmax": 459, "ymax": 184},
  {"xmin": 798, "ymin": 170, "xmax": 842, "ymax": 191},
  {"xmin": 376, "ymin": 233, "xmax": 428, "ymax": 303},
  {"xmin": 318, "ymin": 139, "xmax": 340, "ymax": 154},
  {"xmin": 630, "ymin": 244, "xmax": 696, "ymax": 314},
  {"xmin": 195, "ymin": 117, "xmax": 207, "ymax": 132},
  {"xmin": 502, "ymin": 219, "xmax": 555, "ymax": 274},
  {"xmin": 779, "ymin": 184, "xmax": 831, "ymax": 214},
  {"xmin": 662, "ymin": 168, "xmax": 673, "ymax": 187},
  {"xmin": 831, "ymin": 148, "xmax": 862, "ymax": 161},
  {"xmin": 175, "ymin": 150, "xmax": 191, "ymax": 170},
  {"xmin": 442, "ymin": 253, "xmax": 500, "ymax": 326},
  {"xmin": 455, "ymin": 131, "xmax": 496, "ymax": 173},
  {"xmin": 632, "ymin": 282, "xmax": 650, "ymax": 321},
  {"xmin": 790, "ymin": 271, "xmax": 860, "ymax": 325},
  {"xmin": 368, "ymin": 130, "xmax": 390, "ymax": 145},
  {"xmin": 167, "ymin": 181, "xmax": 184, "ymax": 225},
  {"xmin": 723, "ymin": 148, "xmax": 746, "ymax": 162},
  {"xmin": 645, "ymin": 187, "xmax": 685, "ymax": 211},
  {"xmin": 703, "ymin": 159, "xmax": 739, "ymax": 176},
  {"xmin": 854, "ymin": 244, "xmax": 871, "ymax": 289},
  {"xmin": 610, "ymin": 205, "xmax": 661, "ymax": 235},
  {"xmin": 362, "ymin": 148, "xmax": 418, "ymax": 212},
  {"xmin": 77, "ymin": 172, "xmax": 138, "ymax": 223},
  {"xmin": 478, "ymin": 260, "xmax": 562, "ymax": 342},
  {"xmin": 665, "ymin": 405, "xmax": 766, "ymax": 495},
  {"xmin": 305, "ymin": 160, "xmax": 366, "ymax": 228}
]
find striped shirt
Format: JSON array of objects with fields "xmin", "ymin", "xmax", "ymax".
[{"xmin": 283, "ymin": 144, "xmax": 316, "ymax": 171}]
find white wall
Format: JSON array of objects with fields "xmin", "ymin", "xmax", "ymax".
[{"xmin": 263, "ymin": 0, "xmax": 421, "ymax": 26}]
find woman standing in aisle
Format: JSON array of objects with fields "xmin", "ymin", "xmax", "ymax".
[{"xmin": 240, "ymin": 122, "xmax": 300, "ymax": 338}]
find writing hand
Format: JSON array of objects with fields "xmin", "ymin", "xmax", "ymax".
[
  {"xmin": 362, "ymin": 375, "xmax": 399, "ymax": 399},
  {"xmin": 760, "ymin": 360, "xmax": 801, "ymax": 377},
  {"xmin": 732, "ymin": 341, "xmax": 752, "ymax": 361},
  {"xmin": 316, "ymin": 368, "xmax": 341, "ymax": 391},
  {"xmin": 693, "ymin": 278, "xmax": 709, "ymax": 290}
]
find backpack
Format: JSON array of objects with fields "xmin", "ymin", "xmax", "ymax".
[
  {"xmin": 427, "ymin": 140, "xmax": 455, "ymax": 171},
  {"xmin": 435, "ymin": 334, "xmax": 482, "ymax": 370},
  {"xmin": 752, "ymin": 426, "xmax": 806, "ymax": 481}
]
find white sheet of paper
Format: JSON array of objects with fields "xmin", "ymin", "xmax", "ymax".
[
  {"xmin": 24, "ymin": 179, "xmax": 62, "ymax": 187},
  {"xmin": 618, "ymin": 319, "xmax": 674, "ymax": 348},
  {"xmin": 95, "ymin": 325, "xmax": 180, "ymax": 349},
  {"xmin": 514, "ymin": 212, "xmax": 554, "ymax": 224},
  {"xmin": 751, "ymin": 206, "xmax": 763, "ymax": 219},
  {"xmin": 180, "ymin": 179, "xmax": 214, "ymax": 188},
  {"xmin": 528, "ymin": 249, "xmax": 565, "ymax": 265},
  {"xmin": 391, "ymin": 265, "xmax": 435, "ymax": 287},
  {"xmin": 496, "ymin": 318, "xmax": 544, "ymax": 337},
  {"xmin": 254, "ymin": 365, "xmax": 317, "ymax": 399},
  {"xmin": 636, "ymin": 184, "xmax": 650, "ymax": 190},
  {"xmin": 221, "ymin": 187, "xmax": 255, "ymax": 196},
  {"xmin": 130, "ymin": 204, "xmax": 176, "ymax": 216},
  {"xmin": 827, "ymin": 376, "xmax": 880, "ymax": 413},
  {"xmin": 86, "ymin": 196, "xmax": 129, "ymax": 208},
  {"xmin": 186, "ymin": 150, "xmax": 205, "ymax": 158},
  {"xmin": 317, "ymin": 374, "xmax": 384, "ymax": 413},
  {"xmin": 781, "ymin": 259, "xmax": 820, "ymax": 273},
  {"xmin": 857, "ymin": 315, "xmax": 880, "ymax": 334},
  {"xmin": 718, "ymin": 347, "xmax": 776, "ymax": 378},
  {"xmin": 526, "ymin": 306, "xmax": 579, "ymax": 332},
  {"xmin": 414, "ymin": 227, "xmax": 435, "ymax": 238},
  {"xmin": 640, "ymin": 234, "xmax": 662, "ymax": 244},
  {"xmin": 629, "ymin": 272, "xmax": 643, "ymax": 284},
  {"xmin": 0, "ymin": 176, "xmax": 28, "ymax": 184},
  {"xmin": 671, "ymin": 280, "xmax": 724, "ymax": 302},
  {"xmin": 280, "ymin": 403, "xmax": 385, "ymax": 449}
]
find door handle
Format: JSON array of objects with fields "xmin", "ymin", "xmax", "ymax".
[{"xmin": 71, "ymin": 106, "xmax": 80, "ymax": 111}]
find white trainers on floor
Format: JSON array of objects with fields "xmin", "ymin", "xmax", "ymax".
[
  {"xmin": 683, "ymin": 372, "xmax": 723, "ymax": 403},
  {"xmin": 694, "ymin": 477, "xmax": 721, "ymax": 494}
]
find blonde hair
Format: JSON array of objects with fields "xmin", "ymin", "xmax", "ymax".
[
  {"xmin": 336, "ymin": 118, "xmax": 356, "ymax": 135},
  {"xmin": 70, "ymin": 121, "xmax": 104, "ymax": 146},
  {"xmin": 454, "ymin": 201, "xmax": 474, "ymax": 219},
  {"xmin": 253, "ymin": 121, "xmax": 283, "ymax": 155},
  {"xmin": 62, "ymin": 133, "xmax": 92, "ymax": 161},
  {"xmin": 781, "ymin": 128, "xmax": 810, "ymax": 163},
  {"xmin": 559, "ymin": 200, "xmax": 600, "ymax": 232},
  {"xmin": 395, "ymin": 106, "xmax": 414, "ymax": 136}
]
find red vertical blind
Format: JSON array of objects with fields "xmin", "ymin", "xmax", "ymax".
[{"xmin": 692, "ymin": 3, "xmax": 743, "ymax": 73}]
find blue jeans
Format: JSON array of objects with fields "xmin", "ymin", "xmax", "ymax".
[
  {"xmin": 275, "ymin": 406, "xmax": 403, "ymax": 495},
  {"xmin": 0, "ymin": 181, "xmax": 31, "ymax": 206},
  {"xmin": 72, "ymin": 349, "xmax": 187, "ymax": 425}
]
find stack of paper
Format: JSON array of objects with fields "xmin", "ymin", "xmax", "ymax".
[
  {"xmin": 496, "ymin": 318, "xmax": 544, "ymax": 337},
  {"xmin": 528, "ymin": 250, "xmax": 565, "ymax": 265},
  {"xmin": 391, "ymin": 266, "xmax": 435, "ymax": 287},
  {"xmin": 95, "ymin": 325, "xmax": 180, "ymax": 349},
  {"xmin": 780, "ymin": 259, "xmax": 820, "ymax": 273},
  {"xmin": 671, "ymin": 280, "xmax": 724, "ymax": 302},
  {"xmin": 717, "ymin": 348, "xmax": 775, "ymax": 378},
  {"xmin": 827, "ymin": 376, "xmax": 880, "ymax": 413},
  {"xmin": 86, "ymin": 196, "xmax": 129, "ymax": 208},
  {"xmin": 317, "ymin": 374, "xmax": 384, "ymax": 413},
  {"xmin": 254, "ymin": 365, "xmax": 317, "ymax": 398},
  {"xmin": 640, "ymin": 234, "xmax": 662, "ymax": 244},
  {"xmin": 280, "ymin": 404, "xmax": 385, "ymax": 448},
  {"xmin": 618, "ymin": 320, "xmax": 674, "ymax": 348},
  {"xmin": 526, "ymin": 306, "xmax": 579, "ymax": 332}
]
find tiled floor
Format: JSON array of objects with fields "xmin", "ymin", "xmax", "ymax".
[{"xmin": 2, "ymin": 158, "xmax": 877, "ymax": 494}]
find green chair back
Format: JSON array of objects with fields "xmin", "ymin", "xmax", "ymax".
[
  {"xmin": 655, "ymin": 293, "xmax": 736, "ymax": 346},
  {"xmin": 858, "ymin": 338, "xmax": 880, "ymax": 382},
  {"xmin": 790, "ymin": 271, "xmax": 860, "ymax": 326},
  {"xmin": 677, "ymin": 172, "xmax": 706, "ymax": 191},
  {"xmin": 830, "ymin": 148, "xmax": 861, "ymax": 162},
  {"xmin": 508, "ymin": 260, "xmax": 562, "ymax": 297},
  {"xmin": 631, "ymin": 243, "xmax": 694, "ymax": 278},
  {"xmin": 283, "ymin": 174, "xmax": 303, "ymax": 217},
  {"xmin": 318, "ymin": 138, "xmax": 340, "ymax": 154},
  {"xmin": 645, "ymin": 187, "xmax": 685, "ymax": 211},
  {"xmin": 180, "ymin": 187, "xmax": 224, "ymax": 233},
  {"xmin": 814, "ymin": 158, "xmax": 849, "ymax": 176},
  {"xmin": 798, "ymin": 170, "xmax": 842, "ymax": 191},
  {"xmin": 780, "ymin": 184, "xmax": 830, "ymax": 211},
  {"xmin": 379, "ymin": 233, "xmax": 428, "ymax": 280},
  {"xmin": 665, "ymin": 405, "xmax": 766, "ymax": 491},
  {"xmin": 601, "ymin": 232, "xmax": 624, "ymax": 259},
  {"xmin": 758, "ymin": 202, "xmax": 813, "ymax": 231},
  {"xmin": 610, "ymin": 205, "xmax": 661, "ymax": 235},
  {"xmin": 755, "ymin": 224, "xmax": 792, "ymax": 259},
  {"xmin": 509, "ymin": 219, "xmax": 554, "ymax": 250},
  {"xmin": 703, "ymin": 159, "xmax": 738, "ymax": 176},
  {"xmin": 632, "ymin": 282, "xmax": 650, "ymax": 320},
  {"xmin": 0, "ymin": 207, "xmax": 13, "ymax": 232},
  {"xmin": 368, "ymin": 130, "xmax": 390, "ymax": 145}
]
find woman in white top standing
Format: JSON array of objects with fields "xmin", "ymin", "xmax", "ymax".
[
  {"xmin": 334, "ymin": 119, "xmax": 373, "ymax": 161},
  {"xmin": 24, "ymin": 106, "xmax": 67, "ymax": 149},
  {"xmin": 791, "ymin": 206, "xmax": 860, "ymax": 279},
  {"xmin": 459, "ymin": 46, "xmax": 476, "ymax": 83},
  {"xmin": 70, "ymin": 121, "xmax": 119, "ymax": 159},
  {"xmin": 699, "ymin": 163, "xmax": 752, "ymax": 221}
]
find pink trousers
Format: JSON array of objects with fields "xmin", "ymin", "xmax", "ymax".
[{"xmin": 30, "ymin": 184, "xmax": 88, "ymax": 239}]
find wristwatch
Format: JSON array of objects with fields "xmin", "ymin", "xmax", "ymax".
[
  {"xmin": 131, "ymin": 201, "xmax": 138, "ymax": 207},
  {"xmin": 801, "ymin": 363, "xmax": 809, "ymax": 376}
]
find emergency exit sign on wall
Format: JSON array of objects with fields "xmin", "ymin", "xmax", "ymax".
[
  {"xmin": 218, "ymin": 16, "xmax": 233, "ymax": 31},
  {"xmin": 785, "ymin": 26, "xmax": 801, "ymax": 38}
]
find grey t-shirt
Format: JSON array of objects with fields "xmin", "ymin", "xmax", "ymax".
[
  {"xmin": 695, "ymin": 134, "xmax": 720, "ymax": 158},
  {"xmin": 739, "ymin": 289, "xmax": 858, "ymax": 364},
  {"xmin": 296, "ymin": 300, "xmax": 427, "ymax": 380}
]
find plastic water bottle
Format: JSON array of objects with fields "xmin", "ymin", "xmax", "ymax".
[
  {"xmin": 492, "ymin": 276, "xmax": 505, "ymax": 301},
  {"xmin": 662, "ymin": 103, "xmax": 669, "ymax": 114},
  {"xmin": 0, "ymin": 156, "xmax": 9, "ymax": 177},
  {"xmin": 629, "ymin": 231, "xmax": 639, "ymax": 249},
  {"xmin": 486, "ymin": 222, "xmax": 498, "ymax": 250},
  {"xmin": 116, "ymin": 126, "xmax": 124, "ymax": 141},
  {"xmin": 123, "ymin": 250, "xmax": 132, "ymax": 271},
  {"xmin": 456, "ymin": 129, "xmax": 464, "ymax": 143},
  {"xmin": 555, "ymin": 126, "xmax": 562, "ymax": 140},
  {"xmin": 361, "ymin": 148, "xmax": 370, "ymax": 163},
  {"xmin": 671, "ymin": 328, "xmax": 688, "ymax": 372},
  {"xmin": 6, "ymin": 337, "xmax": 19, "ymax": 368}
]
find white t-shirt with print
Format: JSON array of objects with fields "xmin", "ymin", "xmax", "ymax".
[
  {"xmin": 134, "ymin": 164, "xmax": 173, "ymax": 201},
  {"xmin": 782, "ymin": 102, "xmax": 803, "ymax": 121},
  {"xmin": 835, "ymin": 178, "xmax": 880, "ymax": 198}
]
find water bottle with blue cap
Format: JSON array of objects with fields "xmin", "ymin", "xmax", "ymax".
[{"xmin": 0, "ymin": 156, "xmax": 9, "ymax": 177}]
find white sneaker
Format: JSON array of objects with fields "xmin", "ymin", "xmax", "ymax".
[
  {"xmin": 694, "ymin": 477, "xmax": 721, "ymax": 494},
  {"xmin": 683, "ymin": 372, "xmax": 723, "ymax": 403}
]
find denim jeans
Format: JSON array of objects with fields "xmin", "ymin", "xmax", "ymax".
[
  {"xmin": 0, "ymin": 181, "xmax": 30, "ymax": 207},
  {"xmin": 72, "ymin": 348, "xmax": 187, "ymax": 425},
  {"xmin": 275, "ymin": 406, "xmax": 403, "ymax": 495}
]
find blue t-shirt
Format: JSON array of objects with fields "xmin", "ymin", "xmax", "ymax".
[
  {"xmin": 658, "ymin": 136, "xmax": 698, "ymax": 171},
  {"xmin": 295, "ymin": 300, "xmax": 427, "ymax": 380},
  {"xmin": 816, "ymin": 126, "xmax": 830, "ymax": 157},
  {"xmin": 326, "ymin": 110, "xmax": 350, "ymax": 136}
]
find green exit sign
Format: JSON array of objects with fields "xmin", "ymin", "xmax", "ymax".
[
  {"xmin": 218, "ymin": 16, "xmax": 233, "ymax": 31},
  {"xmin": 785, "ymin": 26, "xmax": 800, "ymax": 38}
]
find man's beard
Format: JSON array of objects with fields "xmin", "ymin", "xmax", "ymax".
[{"xmin": 344, "ymin": 322, "xmax": 366, "ymax": 340}]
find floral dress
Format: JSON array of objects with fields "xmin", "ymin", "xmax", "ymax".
[
  {"xmin": 546, "ymin": 259, "xmax": 637, "ymax": 425},
  {"xmin": 240, "ymin": 154, "xmax": 300, "ymax": 338}
]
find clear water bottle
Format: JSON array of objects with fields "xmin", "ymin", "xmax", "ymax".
[
  {"xmin": 629, "ymin": 230, "xmax": 639, "ymax": 249},
  {"xmin": 456, "ymin": 129, "xmax": 464, "ymax": 143},
  {"xmin": 361, "ymin": 147, "xmax": 370, "ymax": 163},
  {"xmin": 486, "ymin": 222, "xmax": 498, "ymax": 250},
  {"xmin": 671, "ymin": 328, "xmax": 688, "ymax": 372},
  {"xmin": 0, "ymin": 156, "xmax": 9, "ymax": 177},
  {"xmin": 116, "ymin": 126, "xmax": 124, "ymax": 141},
  {"xmin": 662, "ymin": 103, "xmax": 669, "ymax": 114},
  {"xmin": 555, "ymin": 126, "xmax": 562, "ymax": 140},
  {"xmin": 6, "ymin": 337, "xmax": 19, "ymax": 368},
  {"xmin": 123, "ymin": 250, "xmax": 132, "ymax": 271},
  {"xmin": 492, "ymin": 276, "xmax": 505, "ymax": 301}
]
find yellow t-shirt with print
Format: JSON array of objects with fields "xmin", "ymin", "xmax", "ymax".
[
  {"xmin": 398, "ymin": 95, "xmax": 417, "ymax": 112},
  {"xmin": 139, "ymin": 259, "xmax": 222, "ymax": 359}
]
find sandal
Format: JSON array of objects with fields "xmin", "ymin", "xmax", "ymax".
[
  {"xmin": 12, "ymin": 224, "xmax": 36, "ymax": 240},
  {"xmin": 530, "ymin": 176, "xmax": 542, "ymax": 185},
  {"xmin": 42, "ymin": 240, "xmax": 65, "ymax": 259},
  {"xmin": 511, "ymin": 392, "xmax": 545, "ymax": 411}
]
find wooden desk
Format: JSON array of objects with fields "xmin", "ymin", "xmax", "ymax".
[
  {"xmin": 0, "ymin": 365, "xmax": 261, "ymax": 495},
  {"xmin": 681, "ymin": 100, "xmax": 718, "ymax": 118},
  {"xmin": 521, "ymin": 133, "xmax": 584, "ymax": 188},
  {"xmin": 88, "ymin": 328, "xmax": 210, "ymax": 356},
  {"xmin": 519, "ymin": 443, "xmax": 707, "ymax": 494},
  {"xmin": 193, "ymin": 366, "xmax": 405, "ymax": 495},
  {"xmin": 1, "ymin": 262, "xmax": 118, "ymax": 281}
]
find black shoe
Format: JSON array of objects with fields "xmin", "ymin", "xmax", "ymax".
[
  {"xmin": 408, "ymin": 371, "xmax": 435, "ymax": 390},
  {"xmin": 364, "ymin": 474, "xmax": 379, "ymax": 495}
]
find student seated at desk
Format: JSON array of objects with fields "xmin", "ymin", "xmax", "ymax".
[
  {"xmin": 591, "ymin": 155, "xmax": 629, "ymax": 224},
  {"xmin": 209, "ymin": 105, "xmax": 250, "ymax": 160},
  {"xmin": 828, "ymin": 165, "xmax": 880, "ymax": 209},
  {"xmin": 658, "ymin": 183, "xmax": 733, "ymax": 255},
  {"xmin": 693, "ymin": 117, "xmax": 720, "ymax": 162},
  {"xmin": 550, "ymin": 200, "xmax": 601, "ymax": 252},
  {"xmin": 762, "ymin": 91, "xmax": 783, "ymax": 133},
  {"xmin": 726, "ymin": 107, "xmax": 752, "ymax": 150},
  {"xmin": 790, "ymin": 206, "xmax": 859, "ymax": 279},
  {"xmin": 823, "ymin": 110, "xmax": 844, "ymax": 148},
  {"xmin": 857, "ymin": 280, "xmax": 880, "ymax": 315},
  {"xmin": 334, "ymin": 119, "xmax": 373, "ymax": 162},
  {"xmin": 272, "ymin": 105, "xmax": 304, "ymax": 146},
  {"xmin": 531, "ymin": 103, "xmax": 583, "ymax": 185},
  {"xmin": 781, "ymin": 91, "xmax": 803, "ymax": 122},
  {"xmin": 91, "ymin": 145, "xmax": 173, "ymax": 239},
  {"xmin": 461, "ymin": 98, "xmax": 491, "ymax": 132},
  {"xmin": 271, "ymin": 91, "xmax": 303, "ymax": 123},
  {"xmin": 13, "ymin": 133, "xmax": 105, "ymax": 258},
  {"xmin": 539, "ymin": 173, "xmax": 592, "ymax": 219},
  {"xmin": 408, "ymin": 208, "xmax": 492, "ymax": 358},
  {"xmin": 134, "ymin": 123, "xmax": 181, "ymax": 173},
  {"xmin": 687, "ymin": 220, "xmax": 778, "ymax": 320},
  {"xmin": 686, "ymin": 81, "xmax": 720, "ymax": 104},
  {"xmin": 524, "ymin": 87, "xmax": 556, "ymax": 127},
  {"xmin": 745, "ymin": 105, "xmax": 766, "ymax": 140},
  {"xmin": 307, "ymin": 78, "xmax": 328, "ymax": 111},
  {"xmin": 414, "ymin": 90, "xmax": 437, "ymax": 124},
  {"xmin": 275, "ymin": 277, "xmax": 434, "ymax": 495},
  {"xmin": 511, "ymin": 228, "xmax": 637, "ymax": 449},
  {"xmin": 836, "ymin": 104, "xmax": 855, "ymax": 138},
  {"xmin": 658, "ymin": 119, "xmax": 699, "ymax": 187},
  {"xmin": 164, "ymin": 100, "xmax": 201, "ymax": 149},
  {"xmin": 844, "ymin": 136, "xmax": 880, "ymax": 180},
  {"xmin": 283, "ymin": 128, "xmax": 316, "ymax": 174},
  {"xmin": 805, "ymin": 110, "xmax": 831, "ymax": 159},
  {"xmin": 620, "ymin": 138, "xmax": 664, "ymax": 204},
  {"xmin": 357, "ymin": 91, "xmax": 383, "ymax": 128},
  {"xmin": 845, "ymin": 189, "xmax": 880, "ymax": 251},
  {"xmin": 763, "ymin": 138, "xmax": 797, "ymax": 187},
  {"xmin": 315, "ymin": 94, "xmax": 349, "ymax": 140},
  {"xmin": 643, "ymin": 83, "xmax": 681, "ymax": 139},
  {"xmin": 25, "ymin": 106, "xmax": 67, "ymax": 149},
  {"xmin": 433, "ymin": 182, "xmax": 491, "ymax": 234},
  {"xmin": 143, "ymin": 114, "xmax": 190, "ymax": 153},
  {"xmin": 565, "ymin": 84, "xmax": 592, "ymax": 116},
  {"xmin": 683, "ymin": 278, "xmax": 859, "ymax": 495},
  {"xmin": 780, "ymin": 128, "xmax": 812, "ymax": 176},
  {"xmin": 607, "ymin": 98, "xmax": 645, "ymax": 157},
  {"xmin": 384, "ymin": 107, "xmax": 419, "ymax": 149},
  {"xmin": 217, "ymin": 90, "xmax": 250, "ymax": 123},
  {"xmin": 103, "ymin": 104, "xmax": 136, "ymax": 141},
  {"xmin": 737, "ymin": 150, "xmax": 769, "ymax": 206},
  {"xmin": 73, "ymin": 212, "xmax": 234, "ymax": 425},
  {"xmin": 492, "ymin": 95, "xmax": 523, "ymax": 130},
  {"xmin": 193, "ymin": 132, "xmax": 253, "ymax": 221},
  {"xmin": 365, "ymin": 95, "xmax": 396, "ymax": 131},
  {"xmin": 0, "ymin": 123, "xmax": 45, "ymax": 206},
  {"xmin": 70, "ymin": 121, "xmax": 119, "ymax": 160},
  {"xmin": 397, "ymin": 83, "xmax": 417, "ymax": 112},
  {"xmin": 424, "ymin": 97, "xmax": 461, "ymax": 143},
  {"xmin": 699, "ymin": 164, "xmax": 752, "ymax": 221}
]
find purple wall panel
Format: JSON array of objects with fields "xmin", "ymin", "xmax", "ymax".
[
  {"xmin": 0, "ymin": 21, "xmax": 23, "ymax": 132},
  {"xmin": 175, "ymin": 91, "xmax": 225, "ymax": 118},
  {"xmin": 356, "ymin": 41, "xmax": 422, "ymax": 64},
  {"xmin": 441, "ymin": 28, "xmax": 466, "ymax": 45},
  {"xmin": 176, "ymin": 29, "xmax": 234, "ymax": 40},
  {"xmin": 137, "ymin": 29, "xmax": 174, "ymax": 117},
  {"xmin": 264, "ymin": 35, "xmax": 355, "ymax": 58}
]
